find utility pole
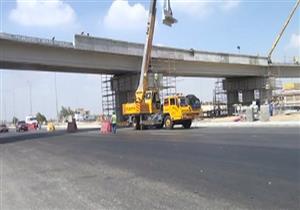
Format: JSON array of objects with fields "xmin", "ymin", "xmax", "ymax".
[
  {"xmin": 3, "ymin": 90, "xmax": 6, "ymax": 122},
  {"xmin": 0, "ymin": 0, "xmax": 3, "ymax": 32},
  {"xmin": 12, "ymin": 88, "xmax": 16, "ymax": 118},
  {"xmin": 27, "ymin": 81, "xmax": 32, "ymax": 115},
  {"xmin": 54, "ymin": 73, "xmax": 59, "ymax": 121},
  {"xmin": 0, "ymin": 70, "xmax": 3, "ymax": 123}
]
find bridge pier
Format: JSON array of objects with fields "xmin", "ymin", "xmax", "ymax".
[
  {"xmin": 223, "ymin": 77, "xmax": 273, "ymax": 115},
  {"xmin": 111, "ymin": 74, "xmax": 139, "ymax": 121}
]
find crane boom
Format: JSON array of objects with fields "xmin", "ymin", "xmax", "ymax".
[
  {"xmin": 135, "ymin": 0, "xmax": 157, "ymax": 103},
  {"xmin": 135, "ymin": 0, "xmax": 177, "ymax": 102},
  {"xmin": 268, "ymin": 0, "xmax": 300, "ymax": 62}
]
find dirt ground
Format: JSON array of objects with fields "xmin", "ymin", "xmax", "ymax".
[
  {"xmin": 202, "ymin": 112, "xmax": 300, "ymax": 122},
  {"xmin": 270, "ymin": 113, "xmax": 300, "ymax": 122}
]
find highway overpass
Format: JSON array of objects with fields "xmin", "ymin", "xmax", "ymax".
[{"xmin": 1, "ymin": 33, "xmax": 299, "ymax": 78}]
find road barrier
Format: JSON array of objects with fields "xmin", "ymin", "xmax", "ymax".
[{"xmin": 67, "ymin": 120, "xmax": 78, "ymax": 133}]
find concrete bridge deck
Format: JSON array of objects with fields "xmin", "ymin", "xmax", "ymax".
[{"xmin": 0, "ymin": 33, "xmax": 299, "ymax": 77}]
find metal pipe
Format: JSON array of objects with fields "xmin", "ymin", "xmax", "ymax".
[{"xmin": 268, "ymin": 0, "xmax": 300, "ymax": 62}]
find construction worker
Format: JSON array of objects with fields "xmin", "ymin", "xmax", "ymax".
[{"xmin": 111, "ymin": 112, "xmax": 117, "ymax": 134}]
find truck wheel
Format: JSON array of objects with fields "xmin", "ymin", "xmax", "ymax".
[
  {"xmin": 183, "ymin": 120, "xmax": 192, "ymax": 129},
  {"xmin": 164, "ymin": 116, "xmax": 173, "ymax": 129}
]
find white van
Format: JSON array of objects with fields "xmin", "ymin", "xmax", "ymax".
[{"xmin": 25, "ymin": 116, "xmax": 38, "ymax": 129}]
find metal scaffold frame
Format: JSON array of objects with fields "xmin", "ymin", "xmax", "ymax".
[
  {"xmin": 151, "ymin": 57, "xmax": 177, "ymax": 101},
  {"xmin": 213, "ymin": 79, "xmax": 228, "ymax": 117},
  {"xmin": 101, "ymin": 74, "xmax": 115, "ymax": 117},
  {"xmin": 162, "ymin": 76, "xmax": 177, "ymax": 97},
  {"xmin": 213, "ymin": 79, "xmax": 227, "ymax": 105}
]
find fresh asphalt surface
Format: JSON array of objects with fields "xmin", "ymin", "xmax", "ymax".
[{"xmin": 0, "ymin": 126, "xmax": 299, "ymax": 210}]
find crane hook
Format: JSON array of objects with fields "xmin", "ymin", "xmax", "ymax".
[{"xmin": 163, "ymin": 0, "xmax": 177, "ymax": 27}]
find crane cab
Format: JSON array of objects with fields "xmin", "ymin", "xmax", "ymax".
[{"xmin": 122, "ymin": 90, "xmax": 161, "ymax": 116}]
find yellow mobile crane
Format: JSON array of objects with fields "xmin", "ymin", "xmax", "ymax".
[{"xmin": 122, "ymin": 0, "xmax": 201, "ymax": 130}]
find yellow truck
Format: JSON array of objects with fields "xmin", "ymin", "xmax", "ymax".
[{"xmin": 123, "ymin": 90, "xmax": 201, "ymax": 130}]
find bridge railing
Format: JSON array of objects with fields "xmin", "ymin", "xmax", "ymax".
[{"xmin": 0, "ymin": 32, "xmax": 73, "ymax": 48}]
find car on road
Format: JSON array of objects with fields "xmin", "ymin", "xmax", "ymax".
[
  {"xmin": 0, "ymin": 124, "xmax": 9, "ymax": 133},
  {"xmin": 16, "ymin": 121, "xmax": 28, "ymax": 132}
]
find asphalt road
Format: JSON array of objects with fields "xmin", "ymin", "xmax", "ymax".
[{"xmin": 0, "ymin": 127, "xmax": 299, "ymax": 210}]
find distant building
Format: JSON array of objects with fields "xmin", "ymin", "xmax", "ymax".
[
  {"xmin": 293, "ymin": 56, "xmax": 299, "ymax": 64},
  {"xmin": 74, "ymin": 108, "xmax": 90, "ymax": 121},
  {"xmin": 274, "ymin": 82, "xmax": 300, "ymax": 111}
]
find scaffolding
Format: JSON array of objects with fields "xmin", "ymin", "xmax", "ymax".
[
  {"xmin": 162, "ymin": 76, "xmax": 176, "ymax": 98},
  {"xmin": 151, "ymin": 58, "xmax": 177, "ymax": 100},
  {"xmin": 213, "ymin": 79, "xmax": 227, "ymax": 105},
  {"xmin": 272, "ymin": 79, "xmax": 289, "ymax": 113},
  {"xmin": 101, "ymin": 75, "xmax": 115, "ymax": 117},
  {"xmin": 272, "ymin": 78, "xmax": 283, "ymax": 96},
  {"xmin": 101, "ymin": 58, "xmax": 178, "ymax": 119},
  {"xmin": 212, "ymin": 79, "xmax": 228, "ymax": 117}
]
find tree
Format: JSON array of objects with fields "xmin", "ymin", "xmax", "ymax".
[
  {"xmin": 59, "ymin": 106, "xmax": 74, "ymax": 121},
  {"xmin": 36, "ymin": 113, "xmax": 47, "ymax": 124},
  {"xmin": 12, "ymin": 116, "xmax": 19, "ymax": 125}
]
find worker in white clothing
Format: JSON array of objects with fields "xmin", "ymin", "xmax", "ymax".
[{"xmin": 111, "ymin": 112, "xmax": 117, "ymax": 134}]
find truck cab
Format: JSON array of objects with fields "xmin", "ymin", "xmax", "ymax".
[
  {"xmin": 163, "ymin": 94, "xmax": 201, "ymax": 129},
  {"xmin": 123, "ymin": 93, "xmax": 201, "ymax": 130}
]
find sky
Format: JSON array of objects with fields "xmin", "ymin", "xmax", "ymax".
[{"xmin": 0, "ymin": 0, "xmax": 299, "ymax": 122}]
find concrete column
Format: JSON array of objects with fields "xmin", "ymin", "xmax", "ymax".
[
  {"xmin": 242, "ymin": 90, "xmax": 255, "ymax": 105},
  {"xmin": 226, "ymin": 91, "xmax": 239, "ymax": 115},
  {"xmin": 259, "ymin": 89, "xmax": 272, "ymax": 104},
  {"xmin": 111, "ymin": 74, "xmax": 139, "ymax": 121},
  {"xmin": 223, "ymin": 77, "xmax": 273, "ymax": 115}
]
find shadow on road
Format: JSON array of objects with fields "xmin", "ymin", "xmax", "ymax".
[{"xmin": 0, "ymin": 128, "xmax": 99, "ymax": 144}]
